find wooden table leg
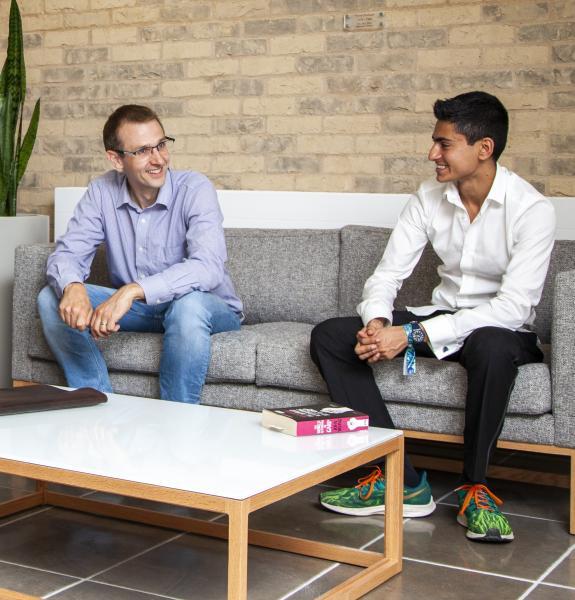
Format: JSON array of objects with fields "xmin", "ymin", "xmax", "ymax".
[
  {"xmin": 385, "ymin": 438, "xmax": 404, "ymax": 563},
  {"xmin": 227, "ymin": 500, "xmax": 249, "ymax": 600}
]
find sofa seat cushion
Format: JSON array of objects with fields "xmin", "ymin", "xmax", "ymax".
[
  {"xmin": 373, "ymin": 355, "xmax": 552, "ymax": 416},
  {"xmin": 29, "ymin": 318, "xmax": 259, "ymax": 384}
]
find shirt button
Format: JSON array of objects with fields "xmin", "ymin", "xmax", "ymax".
[
  {"xmin": 443, "ymin": 346, "xmax": 449, "ymax": 352},
  {"xmin": 139, "ymin": 246, "xmax": 144, "ymax": 252},
  {"xmin": 156, "ymin": 299, "xmax": 161, "ymax": 304},
  {"xmin": 141, "ymin": 218, "xmax": 146, "ymax": 223}
]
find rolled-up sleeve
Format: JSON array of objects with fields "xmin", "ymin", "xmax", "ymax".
[{"xmin": 46, "ymin": 186, "xmax": 105, "ymax": 297}]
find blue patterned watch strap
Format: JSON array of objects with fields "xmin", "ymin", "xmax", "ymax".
[{"xmin": 402, "ymin": 323, "xmax": 416, "ymax": 376}]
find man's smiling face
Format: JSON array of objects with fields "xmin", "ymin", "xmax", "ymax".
[
  {"xmin": 110, "ymin": 119, "xmax": 169, "ymax": 202},
  {"xmin": 428, "ymin": 120, "xmax": 485, "ymax": 185}
]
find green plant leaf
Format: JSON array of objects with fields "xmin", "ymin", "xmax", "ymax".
[{"xmin": 17, "ymin": 97, "xmax": 40, "ymax": 183}]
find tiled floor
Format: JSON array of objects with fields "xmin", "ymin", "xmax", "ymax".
[{"xmin": 0, "ymin": 447, "xmax": 573, "ymax": 600}]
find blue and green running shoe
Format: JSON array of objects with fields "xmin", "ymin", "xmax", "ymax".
[
  {"xmin": 455, "ymin": 483, "xmax": 514, "ymax": 543},
  {"xmin": 319, "ymin": 466, "xmax": 436, "ymax": 517}
]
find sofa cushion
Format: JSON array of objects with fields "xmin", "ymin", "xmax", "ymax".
[
  {"xmin": 225, "ymin": 229, "xmax": 340, "ymax": 325},
  {"xmin": 372, "ymin": 355, "xmax": 552, "ymax": 416},
  {"xmin": 29, "ymin": 318, "xmax": 258, "ymax": 384},
  {"xmin": 338, "ymin": 225, "xmax": 441, "ymax": 317}
]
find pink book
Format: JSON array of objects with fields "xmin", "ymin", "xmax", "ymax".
[{"xmin": 261, "ymin": 403, "xmax": 369, "ymax": 436}]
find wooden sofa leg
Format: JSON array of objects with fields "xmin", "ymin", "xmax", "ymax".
[{"xmin": 571, "ymin": 451, "xmax": 574, "ymax": 535}]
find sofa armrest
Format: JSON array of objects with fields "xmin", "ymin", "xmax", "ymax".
[
  {"xmin": 12, "ymin": 243, "xmax": 55, "ymax": 382},
  {"xmin": 551, "ymin": 268, "xmax": 575, "ymax": 448}
]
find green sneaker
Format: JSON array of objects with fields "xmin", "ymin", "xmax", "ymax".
[
  {"xmin": 319, "ymin": 466, "xmax": 436, "ymax": 517},
  {"xmin": 455, "ymin": 483, "xmax": 514, "ymax": 543}
]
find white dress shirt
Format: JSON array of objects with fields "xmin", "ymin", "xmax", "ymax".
[{"xmin": 357, "ymin": 165, "xmax": 556, "ymax": 359}]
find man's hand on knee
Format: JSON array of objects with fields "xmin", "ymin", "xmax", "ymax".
[
  {"xmin": 90, "ymin": 282, "xmax": 144, "ymax": 339},
  {"xmin": 59, "ymin": 283, "xmax": 93, "ymax": 331}
]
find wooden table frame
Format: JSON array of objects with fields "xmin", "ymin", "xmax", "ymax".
[{"xmin": 0, "ymin": 435, "xmax": 403, "ymax": 600}]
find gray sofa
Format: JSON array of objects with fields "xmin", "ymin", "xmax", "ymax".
[{"xmin": 11, "ymin": 226, "xmax": 575, "ymax": 528}]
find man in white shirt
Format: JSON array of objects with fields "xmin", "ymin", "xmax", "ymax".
[{"xmin": 310, "ymin": 91, "xmax": 555, "ymax": 543}]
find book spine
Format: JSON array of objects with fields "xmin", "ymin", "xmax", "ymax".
[{"xmin": 295, "ymin": 416, "xmax": 369, "ymax": 436}]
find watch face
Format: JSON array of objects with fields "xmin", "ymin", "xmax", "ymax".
[{"xmin": 411, "ymin": 322, "xmax": 426, "ymax": 344}]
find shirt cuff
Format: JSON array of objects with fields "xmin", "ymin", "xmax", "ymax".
[
  {"xmin": 136, "ymin": 273, "xmax": 172, "ymax": 305},
  {"xmin": 56, "ymin": 275, "xmax": 85, "ymax": 298},
  {"xmin": 419, "ymin": 314, "xmax": 462, "ymax": 359},
  {"xmin": 358, "ymin": 301, "xmax": 393, "ymax": 328}
]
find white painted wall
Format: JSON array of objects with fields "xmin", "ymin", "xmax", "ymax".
[{"xmin": 54, "ymin": 187, "xmax": 575, "ymax": 240}]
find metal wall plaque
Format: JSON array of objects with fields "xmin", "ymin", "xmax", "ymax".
[{"xmin": 343, "ymin": 12, "xmax": 384, "ymax": 31}]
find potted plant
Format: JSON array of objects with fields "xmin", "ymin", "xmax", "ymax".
[{"xmin": 0, "ymin": 0, "xmax": 48, "ymax": 386}]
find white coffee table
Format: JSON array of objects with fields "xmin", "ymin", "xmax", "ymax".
[{"xmin": 0, "ymin": 392, "xmax": 404, "ymax": 599}]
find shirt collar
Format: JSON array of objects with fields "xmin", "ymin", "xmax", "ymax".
[
  {"xmin": 115, "ymin": 168, "xmax": 173, "ymax": 210},
  {"xmin": 443, "ymin": 163, "xmax": 506, "ymax": 208}
]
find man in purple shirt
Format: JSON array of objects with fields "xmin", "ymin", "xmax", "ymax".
[{"xmin": 38, "ymin": 104, "xmax": 243, "ymax": 403}]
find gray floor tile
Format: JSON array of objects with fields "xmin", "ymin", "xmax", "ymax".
[
  {"xmin": 0, "ymin": 561, "xmax": 78, "ymax": 597},
  {"xmin": 543, "ymin": 546, "xmax": 575, "ymax": 587},
  {"xmin": 50, "ymin": 580, "xmax": 171, "ymax": 599},
  {"xmin": 525, "ymin": 583, "xmax": 575, "ymax": 599},
  {"xmin": 0, "ymin": 508, "xmax": 175, "ymax": 578},
  {"xmin": 95, "ymin": 532, "xmax": 338, "ymax": 600},
  {"xmin": 367, "ymin": 503, "xmax": 575, "ymax": 581}
]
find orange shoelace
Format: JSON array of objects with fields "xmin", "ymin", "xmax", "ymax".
[
  {"xmin": 455, "ymin": 483, "xmax": 503, "ymax": 515},
  {"xmin": 355, "ymin": 465, "xmax": 384, "ymax": 500}
]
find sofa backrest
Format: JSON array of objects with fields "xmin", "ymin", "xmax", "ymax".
[
  {"xmin": 225, "ymin": 229, "xmax": 340, "ymax": 325},
  {"xmin": 338, "ymin": 225, "xmax": 575, "ymax": 344}
]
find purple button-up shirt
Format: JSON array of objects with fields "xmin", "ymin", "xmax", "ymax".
[{"xmin": 47, "ymin": 169, "xmax": 243, "ymax": 313}]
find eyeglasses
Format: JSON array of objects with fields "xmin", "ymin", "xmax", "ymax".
[{"xmin": 114, "ymin": 137, "xmax": 175, "ymax": 159}]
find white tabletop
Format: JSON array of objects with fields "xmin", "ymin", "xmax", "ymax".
[{"xmin": 0, "ymin": 392, "xmax": 401, "ymax": 500}]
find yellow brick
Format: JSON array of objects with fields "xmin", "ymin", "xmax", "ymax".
[
  {"xmin": 44, "ymin": 29, "xmax": 90, "ymax": 47},
  {"xmin": 161, "ymin": 117, "xmax": 212, "ymax": 136},
  {"xmin": 91, "ymin": 0, "xmax": 137, "ymax": 8},
  {"xmin": 482, "ymin": 46, "xmax": 549, "ymax": 67},
  {"xmin": 356, "ymin": 135, "xmax": 415, "ymax": 154},
  {"xmin": 212, "ymin": 155, "xmax": 264, "ymax": 173},
  {"xmin": 46, "ymin": 0, "xmax": 89, "ymax": 10},
  {"xmin": 513, "ymin": 111, "xmax": 550, "ymax": 133},
  {"xmin": 549, "ymin": 177, "xmax": 575, "ymax": 196},
  {"xmin": 324, "ymin": 156, "xmax": 381, "ymax": 175},
  {"xmin": 64, "ymin": 118, "xmax": 102, "ymax": 137},
  {"xmin": 38, "ymin": 120, "xmax": 65, "ymax": 137},
  {"xmin": 169, "ymin": 155, "xmax": 212, "ymax": 173},
  {"xmin": 20, "ymin": 0, "xmax": 45, "ymax": 14},
  {"xmin": 268, "ymin": 116, "xmax": 322, "ymax": 134},
  {"xmin": 241, "ymin": 174, "xmax": 296, "ymax": 190},
  {"xmin": 415, "ymin": 92, "xmax": 442, "ymax": 113},
  {"xmin": 243, "ymin": 97, "xmax": 297, "ymax": 116},
  {"xmin": 187, "ymin": 136, "xmax": 240, "ymax": 154},
  {"xmin": 506, "ymin": 132, "xmax": 547, "ymax": 154},
  {"xmin": 297, "ymin": 135, "xmax": 355, "ymax": 154},
  {"xmin": 92, "ymin": 27, "xmax": 138, "ymax": 45},
  {"xmin": 187, "ymin": 59, "xmax": 239, "ymax": 78},
  {"xmin": 161, "ymin": 80, "xmax": 212, "ymax": 98},
  {"xmin": 418, "ymin": 4, "xmax": 481, "ymax": 26},
  {"xmin": 42, "ymin": 172, "xmax": 87, "ymax": 189},
  {"xmin": 111, "ymin": 44, "xmax": 161, "ymax": 62},
  {"xmin": 24, "ymin": 13, "xmax": 64, "ymax": 31},
  {"xmin": 268, "ymin": 76, "xmax": 324, "ymax": 95},
  {"xmin": 449, "ymin": 24, "xmax": 515, "ymax": 46},
  {"xmin": 386, "ymin": 0, "xmax": 445, "ymax": 6},
  {"xmin": 418, "ymin": 48, "xmax": 480, "ymax": 70},
  {"xmin": 548, "ymin": 111, "xmax": 575, "ymax": 133},
  {"xmin": 112, "ymin": 6, "xmax": 161, "ymax": 24},
  {"xmin": 416, "ymin": 133, "xmax": 434, "ymax": 155},
  {"xmin": 187, "ymin": 98, "xmax": 241, "ymax": 117},
  {"xmin": 270, "ymin": 35, "xmax": 324, "ymax": 55},
  {"xmin": 295, "ymin": 174, "xmax": 354, "ymax": 192},
  {"xmin": 385, "ymin": 10, "xmax": 418, "ymax": 28},
  {"xmin": 26, "ymin": 48, "xmax": 63, "ymax": 66},
  {"xmin": 27, "ymin": 154, "xmax": 64, "ymax": 172},
  {"xmin": 498, "ymin": 92, "xmax": 547, "ymax": 110},
  {"xmin": 324, "ymin": 116, "xmax": 381, "ymax": 135},
  {"xmin": 163, "ymin": 41, "xmax": 213, "ymax": 60},
  {"xmin": 63, "ymin": 12, "xmax": 110, "ymax": 28},
  {"xmin": 214, "ymin": 0, "xmax": 268, "ymax": 19},
  {"xmin": 240, "ymin": 56, "xmax": 296, "ymax": 76},
  {"xmin": 27, "ymin": 68, "xmax": 42, "ymax": 85}
]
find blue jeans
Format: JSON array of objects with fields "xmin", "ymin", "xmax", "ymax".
[{"xmin": 37, "ymin": 284, "xmax": 241, "ymax": 404}]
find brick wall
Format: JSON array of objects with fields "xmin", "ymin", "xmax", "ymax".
[{"xmin": 3, "ymin": 0, "xmax": 574, "ymax": 217}]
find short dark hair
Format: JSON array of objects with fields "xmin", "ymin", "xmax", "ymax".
[
  {"xmin": 433, "ymin": 91, "xmax": 509, "ymax": 161},
  {"xmin": 103, "ymin": 105, "xmax": 165, "ymax": 151}
]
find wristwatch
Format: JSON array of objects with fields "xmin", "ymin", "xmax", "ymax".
[{"xmin": 410, "ymin": 321, "xmax": 426, "ymax": 344}]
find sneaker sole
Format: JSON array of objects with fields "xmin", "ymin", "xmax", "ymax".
[
  {"xmin": 320, "ymin": 498, "xmax": 436, "ymax": 518},
  {"xmin": 457, "ymin": 514, "xmax": 514, "ymax": 543}
]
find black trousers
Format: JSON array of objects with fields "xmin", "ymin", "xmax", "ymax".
[{"xmin": 309, "ymin": 311, "xmax": 543, "ymax": 484}]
